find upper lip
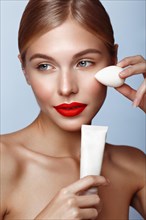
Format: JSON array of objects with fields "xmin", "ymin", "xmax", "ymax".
[{"xmin": 54, "ymin": 102, "xmax": 87, "ymax": 109}]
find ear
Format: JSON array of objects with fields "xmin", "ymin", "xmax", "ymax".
[{"xmin": 18, "ymin": 54, "xmax": 31, "ymax": 85}]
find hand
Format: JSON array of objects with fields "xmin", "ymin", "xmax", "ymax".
[
  {"xmin": 34, "ymin": 175, "xmax": 109, "ymax": 220},
  {"xmin": 116, "ymin": 55, "xmax": 146, "ymax": 113}
]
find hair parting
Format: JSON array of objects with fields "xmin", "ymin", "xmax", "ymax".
[{"xmin": 18, "ymin": 0, "xmax": 116, "ymax": 65}]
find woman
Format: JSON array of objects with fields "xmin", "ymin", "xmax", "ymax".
[{"xmin": 1, "ymin": 0, "xmax": 146, "ymax": 219}]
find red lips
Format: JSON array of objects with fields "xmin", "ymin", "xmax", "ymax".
[{"xmin": 54, "ymin": 102, "xmax": 87, "ymax": 117}]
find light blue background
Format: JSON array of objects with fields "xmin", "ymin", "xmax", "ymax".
[{"xmin": 1, "ymin": 0, "xmax": 145, "ymax": 219}]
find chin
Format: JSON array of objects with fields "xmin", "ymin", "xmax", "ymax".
[
  {"xmin": 56, "ymin": 117, "xmax": 92, "ymax": 132},
  {"xmin": 48, "ymin": 108, "xmax": 100, "ymax": 132}
]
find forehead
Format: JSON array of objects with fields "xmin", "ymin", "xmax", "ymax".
[{"xmin": 26, "ymin": 19, "xmax": 108, "ymax": 58}]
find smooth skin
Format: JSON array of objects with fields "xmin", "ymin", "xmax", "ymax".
[{"xmin": 1, "ymin": 19, "xmax": 146, "ymax": 220}]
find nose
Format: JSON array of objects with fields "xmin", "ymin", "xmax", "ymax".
[{"xmin": 58, "ymin": 70, "xmax": 79, "ymax": 96}]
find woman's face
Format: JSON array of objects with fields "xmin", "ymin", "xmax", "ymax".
[{"xmin": 24, "ymin": 19, "xmax": 113, "ymax": 131}]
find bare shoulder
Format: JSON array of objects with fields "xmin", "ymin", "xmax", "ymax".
[
  {"xmin": 0, "ymin": 133, "xmax": 24, "ymax": 217},
  {"xmin": 106, "ymin": 142, "xmax": 145, "ymax": 160},
  {"xmin": 106, "ymin": 143, "xmax": 146, "ymax": 188},
  {"xmin": 0, "ymin": 131, "xmax": 27, "ymax": 181},
  {"xmin": 1, "ymin": 133, "xmax": 19, "ymax": 181}
]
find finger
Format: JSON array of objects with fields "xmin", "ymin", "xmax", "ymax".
[
  {"xmin": 79, "ymin": 208, "xmax": 98, "ymax": 219},
  {"xmin": 63, "ymin": 176, "xmax": 109, "ymax": 195},
  {"xmin": 77, "ymin": 194, "xmax": 103, "ymax": 214},
  {"xmin": 119, "ymin": 62, "xmax": 146, "ymax": 79},
  {"xmin": 117, "ymin": 55, "xmax": 146, "ymax": 68},
  {"xmin": 76, "ymin": 194, "xmax": 100, "ymax": 208},
  {"xmin": 115, "ymin": 82, "xmax": 146, "ymax": 112},
  {"xmin": 115, "ymin": 83, "xmax": 136, "ymax": 102},
  {"xmin": 133, "ymin": 80, "xmax": 146, "ymax": 111}
]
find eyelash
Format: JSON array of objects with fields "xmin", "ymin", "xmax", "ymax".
[
  {"xmin": 36, "ymin": 60, "xmax": 95, "ymax": 72},
  {"xmin": 77, "ymin": 60, "xmax": 94, "ymax": 68},
  {"xmin": 36, "ymin": 63, "xmax": 53, "ymax": 71}
]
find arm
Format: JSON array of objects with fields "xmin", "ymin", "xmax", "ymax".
[
  {"xmin": 115, "ymin": 55, "xmax": 146, "ymax": 217},
  {"xmin": 0, "ymin": 141, "xmax": 11, "ymax": 220},
  {"xmin": 130, "ymin": 150, "xmax": 146, "ymax": 218},
  {"xmin": 131, "ymin": 186, "xmax": 146, "ymax": 218}
]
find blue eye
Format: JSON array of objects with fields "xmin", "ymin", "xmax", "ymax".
[
  {"xmin": 37, "ymin": 64, "xmax": 52, "ymax": 71},
  {"xmin": 77, "ymin": 60, "xmax": 93, "ymax": 67}
]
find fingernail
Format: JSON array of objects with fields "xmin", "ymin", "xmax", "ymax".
[
  {"xmin": 119, "ymin": 71, "xmax": 126, "ymax": 77},
  {"xmin": 116, "ymin": 63, "xmax": 122, "ymax": 67},
  {"xmin": 132, "ymin": 103, "xmax": 138, "ymax": 108},
  {"xmin": 132, "ymin": 99, "xmax": 139, "ymax": 108}
]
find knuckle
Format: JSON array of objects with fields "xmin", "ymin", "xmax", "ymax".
[
  {"xmin": 137, "ymin": 55, "xmax": 144, "ymax": 61},
  {"xmin": 67, "ymin": 197, "xmax": 76, "ymax": 207},
  {"xmin": 122, "ymin": 57, "xmax": 129, "ymax": 64},
  {"xmin": 71, "ymin": 207, "xmax": 80, "ymax": 218},
  {"xmin": 60, "ymin": 187, "xmax": 69, "ymax": 196},
  {"xmin": 87, "ymin": 175, "xmax": 96, "ymax": 184}
]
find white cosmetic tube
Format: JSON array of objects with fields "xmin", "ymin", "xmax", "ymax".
[{"xmin": 80, "ymin": 125, "xmax": 108, "ymax": 194}]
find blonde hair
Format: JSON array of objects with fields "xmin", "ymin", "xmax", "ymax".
[{"xmin": 18, "ymin": 0, "xmax": 115, "ymax": 64}]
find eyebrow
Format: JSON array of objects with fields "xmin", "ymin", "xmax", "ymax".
[
  {"xmin": 73, "ymin": 49, "xmax": 102, "ymax": 59},
  {"xmin": 29, "ymin": 49, "xmax": 102, "ymax": 62},
  {"xmin": 29, "ymin": 54, "xmax": 55, "ymax": 62}
]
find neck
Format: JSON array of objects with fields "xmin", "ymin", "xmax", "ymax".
[{"xmin": 28, "ymin": 111, "xmax": 82, "ymax": 159}]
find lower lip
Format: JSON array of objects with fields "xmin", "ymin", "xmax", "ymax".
[{"xmin": 54, "ymin": 105, "xmax": 87, "ymax": 117}]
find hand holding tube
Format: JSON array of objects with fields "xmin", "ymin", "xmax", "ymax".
[{"xmin": 34, "ymin": 176, "xmax": 109, "ymax": 220}]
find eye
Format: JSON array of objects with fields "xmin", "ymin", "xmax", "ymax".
[
  {"xmin": 77, "ymin": 60, "xmax": 94, "ymax": 68},
  {"xmin": 37, "ymin": 63, "xmax": 52, "ymax": 71}
]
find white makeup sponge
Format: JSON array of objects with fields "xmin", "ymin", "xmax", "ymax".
[{"xmin": 95, "ymin": 66, "xmax": 125, "ymax": 87}]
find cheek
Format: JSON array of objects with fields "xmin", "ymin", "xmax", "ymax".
[
  {"xmin": 90, "ymin": 83, "xmax": 107, "ymax": 115},
  {"xmin": 89, "ymin": 82, "xmax": 107, "ymax": 116},
  {"xmin": 88, "ymin": 80, "xmax": 107, "ymax": 108},
  {"xmin": 92, "ymin": 82, "xmax": 106, "ymax": 98},
  {"xmin": 30, "ymin": 77, "xmax": 55, "ymax": 104}
]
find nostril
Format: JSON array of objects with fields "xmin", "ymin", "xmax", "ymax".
[{"xmin": 58, "ymin": 73, "xmax": 78, "ymax": 96}]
